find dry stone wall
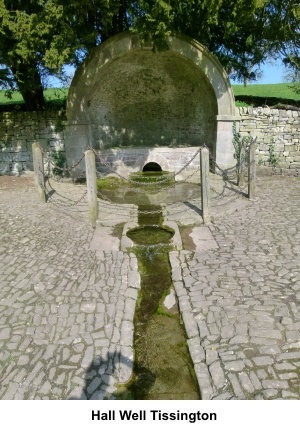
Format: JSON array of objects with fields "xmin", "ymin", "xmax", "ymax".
[
  {"xmin": 0, "ymin": 107, "xmax": 299, "ymax": 177},
  {"xmin": 0, "ymin": 110, "xmax": 66, "ymax": 174},
  {"xmin": 237, "ymin": 106, "xmax": 300, "ymax": 176}
]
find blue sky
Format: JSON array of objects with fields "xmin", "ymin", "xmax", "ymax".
[
  {"xmin": 57, "ymin": 58, "xmax": 288, "ymax": 88},
  {"xmin": 231, "ymin": 59, "xmax": 287, "ymax": 85}
]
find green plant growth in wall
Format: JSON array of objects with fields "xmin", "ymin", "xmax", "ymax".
[
  {"xmin": 267, "ymin": 142, "xmax": 279, "ymax": 167},
  {"xmin": 232, "ymin": 121, "xmax": 252, "ymax": 163},
  {"xmin": 51, "ymin": 150, "xmax": 66, "ymax": 176},
  {"xmin": 256, "ymin": 140, "xmax": 280, "ymax": 168}
]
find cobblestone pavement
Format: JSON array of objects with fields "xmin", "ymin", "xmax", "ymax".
[
  {"xmin": 0, "ymin": 173, "xmax": 299, "ymax": 400},
  {"xmin": 170, "ymin": 176, "xmax": 300, "ymax": 399},
  {"xmin": 164, "ymin": 172, "xmax": 250, "ymax": 225},
  {"xmin": 0, "ymin": 174, "xmax": 140, "ymax": 399}
]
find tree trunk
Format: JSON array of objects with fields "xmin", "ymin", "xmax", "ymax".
[{"xmin": 11, "ymin": 61, "xmax": 45, "ymax": 111}]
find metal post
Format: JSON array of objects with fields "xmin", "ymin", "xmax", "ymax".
[
  {"xmin": 200, "ymin": 147, "xmax": 211, "ymax": 224},
  {"xmin": 248, "ymin": 141, "xmax": 256, "ymax": 200},
  {"xmin": 32, "ymin": 142, "xmax": 46, "ymax": 203},
  {"xmin": 85, "ymin": 149, "xmax": 98, "ymax": 228}
]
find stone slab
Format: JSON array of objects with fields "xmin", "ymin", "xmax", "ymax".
[
  {"xmin": 188, "ymin": 226, "xmax": 219, "ymax": 251},
  {"xmin": 89, "ymin": 227, "xmax": 120, "ymax": 252}
]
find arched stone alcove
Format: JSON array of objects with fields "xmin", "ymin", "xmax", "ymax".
[
  {"xmin": 143, "ymin": 162, "xmax": 162, "ymax": 172},
  {"xmin": 65, "ymin": 31, "xmax": 240, "ymax": 173}
]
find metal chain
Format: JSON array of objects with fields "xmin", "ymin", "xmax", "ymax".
[
  {"xmin": 96, "ymin": 165, "xmax": 200, "ymax": 199},
  {"xmin": 49, "ymin": 169, "xmax": 87, "ymax": 183},
  {"xmin": 97, "ymin": 190, "xmax": 137, "ymax": 214},
  {"xmin": 138, "ymin": 208, "xmax": 164, "ymax": 214},
  {"xmin": 47, "ymin": 191, "xmax": 87, "ymax": 208},
  {"xmin": 175, "ymin": 167, "xmax": 200, "ymax": 184},
  {"xmin": 47, "ymin": 197, "xmax": 88, "ymax": 213},
  {"xmin": 93, "ymin": 148, "xmax": 202, "ymax": 185},
  {"xmin": 46, "ymin": 178, "xmax": 87, "ymax": 207},
  {"xmin": 35, "ymin": 142, "xmax": 86, "ymax": 173}
]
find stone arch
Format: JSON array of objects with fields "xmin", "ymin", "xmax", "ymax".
[
  {"xmin": 67, "ymin": 31, "xmax": 235, "ymax": 120},
  {"xmin": 135, "ymin": 152, "xmax": 170, "ymax": 172},
  {"xmin": 66, "ymin": 31, "xmax": 239, "ymax": 170},
  {"xmin": 143, "ymin": 162, "xmax": 162, "ymax": 172}
]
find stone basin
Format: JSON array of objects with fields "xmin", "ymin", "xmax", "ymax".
[{"xmin": 126, "ymin": 225, "xmax": 174, "ymax": 245}]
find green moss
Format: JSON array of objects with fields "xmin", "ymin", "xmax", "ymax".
[
  {"xmin": 155, "ymin": 306, "xmax": 174, "ymax": 318},
  {"xmin": 127, "ymin": 225, "xmax": 174, "ymax": 245},
  {"xmin": 130, "ymin": 171, "xmax": 175, "ymax": 185},
  {"xmin": 96, "ymin": 176, "xmax": 127, "ymax": 191}
]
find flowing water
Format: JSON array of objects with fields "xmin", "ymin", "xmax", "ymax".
[
  {"xmin": 98, "ymin": 176, "xmax": 201, "ymax": 206},
  {"xmin": 98, "ymin": 175, "xmax": 200, "ymax": 399}
]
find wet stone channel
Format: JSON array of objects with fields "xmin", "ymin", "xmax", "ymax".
[
  {"xmin": 97, "ymin": 175, "xmax": 200, "ymax": 399},
  {"xmin": 125, "ymin": 206, "xmax": 200, "ymax": 399}
]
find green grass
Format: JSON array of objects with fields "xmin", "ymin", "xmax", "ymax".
[
  {"xmin": 232, "ymin": 83, "xmax": 300, "ymax": 107},
  {"xmin": 0, "ymin": 88, "xmax": 68, "ymax": 108},
  {"xmin": 232, "ymin": 83, "xmax": 300, "ymax": 100},
  {"xmin": 0, "ymin": 83, "xmax": 299, "ymax": 110}
]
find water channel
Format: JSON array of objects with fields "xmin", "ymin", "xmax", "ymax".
[{"xmin": 98, "ymin": 175, "xmax": 201, "ymax": 399}]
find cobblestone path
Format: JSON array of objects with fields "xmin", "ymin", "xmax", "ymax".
[
  {"xmin": 0, "ymin": 174, "xmax": 299, "ymax": 400},
  {"xmin": 171, "ymin": 176, "xmax": 300, "ymax": 399},
  {"xmin": 0, "ymin": 175, "xmax": 140, "ymax": 399}
]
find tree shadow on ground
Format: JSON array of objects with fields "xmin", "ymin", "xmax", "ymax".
[{"xmin": 68, "ymin": 352, "xmax": 155, "ymax": 400}]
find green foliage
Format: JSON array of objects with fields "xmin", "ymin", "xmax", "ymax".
[
  {"xmin": 51, "ymin": 150, "xmax": 66, "ymax": 176},
  {"xmin": 232, "ymin": 121, "xmax": 252, "ymax": 161},
  {"xmin": 132, "ymin": 0, "xmax": 174, "ymax": 50},
  {"xmin": 0, "ymin": 0, "xmax": 299, "ymax": 110},
  {"xmin": 267, "ymin": 143, "xmax": 279, "ymax": 167}
]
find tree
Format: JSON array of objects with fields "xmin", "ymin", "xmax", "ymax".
[
  {"xmin": 135, "ymin": 1, "xmax": 299, "ymax": 85},
  {"xmin": 0, "ymin": 0, "xmax": 133, "ymax": 109},
  {"xmin": 269, "ymin": 0, "xmax": 300, "ymax": 94},
  {"xmin": 0, "ymin": 1, "xmax": 67, "ymax": 109},
  {"xmin": 0, "ymin": 0, "xmax": 299, "ymax": 109}
]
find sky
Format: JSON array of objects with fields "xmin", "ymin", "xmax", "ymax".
[
  {"xmin": 60, "ymin": 59, "xmax": 288, "ymax": 88},
  {"xmin": 231, "ymin": 59, "xmax": 287, "ymax": 85}
]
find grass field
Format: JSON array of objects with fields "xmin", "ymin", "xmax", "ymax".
[
  {"xmin": 0, "ymin": 88, "xmax": 68, "ymax": 106},
  {"xmin": 0, "ymin": 83, "xmax": 299, "ymax": 109},
  {"xmin": 232, "ymin": 83, "xmax": 300, "ymax": 100}
]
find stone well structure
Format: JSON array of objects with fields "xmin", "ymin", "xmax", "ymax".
[{"xmin": 65, "ymin": 31, "xmax": 239, "ymax": 175}]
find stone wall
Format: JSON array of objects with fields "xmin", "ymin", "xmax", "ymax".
[
  {"xmin": 237, "ymin": 106, "xmax": 300, "ymax": 176},
  {"xmin": 95, "ymin": 147, "xmax": 201, "ymax": 182},
  {"xmin": 67, "ymin": 32, "xmax": 237, "ymax": 171},
  {"xmin": 1, "ymin": 107, "xmax": 299, "ymax": 177},
  {"xmin": 86, "ymin": 50, "xmax": 218, "ymax": 151},
  {"xmin": 0, "ymin": 110, "xmax": 66, "ymax": 174}
]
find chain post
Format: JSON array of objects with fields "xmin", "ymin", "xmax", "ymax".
[
  {"xmin": 238, "ymin": 143, "xmax": 246, "ymax": 186},
  {"xmin": 200, "ymin": 147, "xmax": 211, "ymax": 224},
  {"xmin": 32, "ymin": 142, "xmax": 46, "ymax": 203},
  {"xmin": 85, "ymin": 149, "xmax": 98, "ymax": 227},
  {"xmin": 248, "ymin": 141, "xmax": 256, "ymax": 200}
]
